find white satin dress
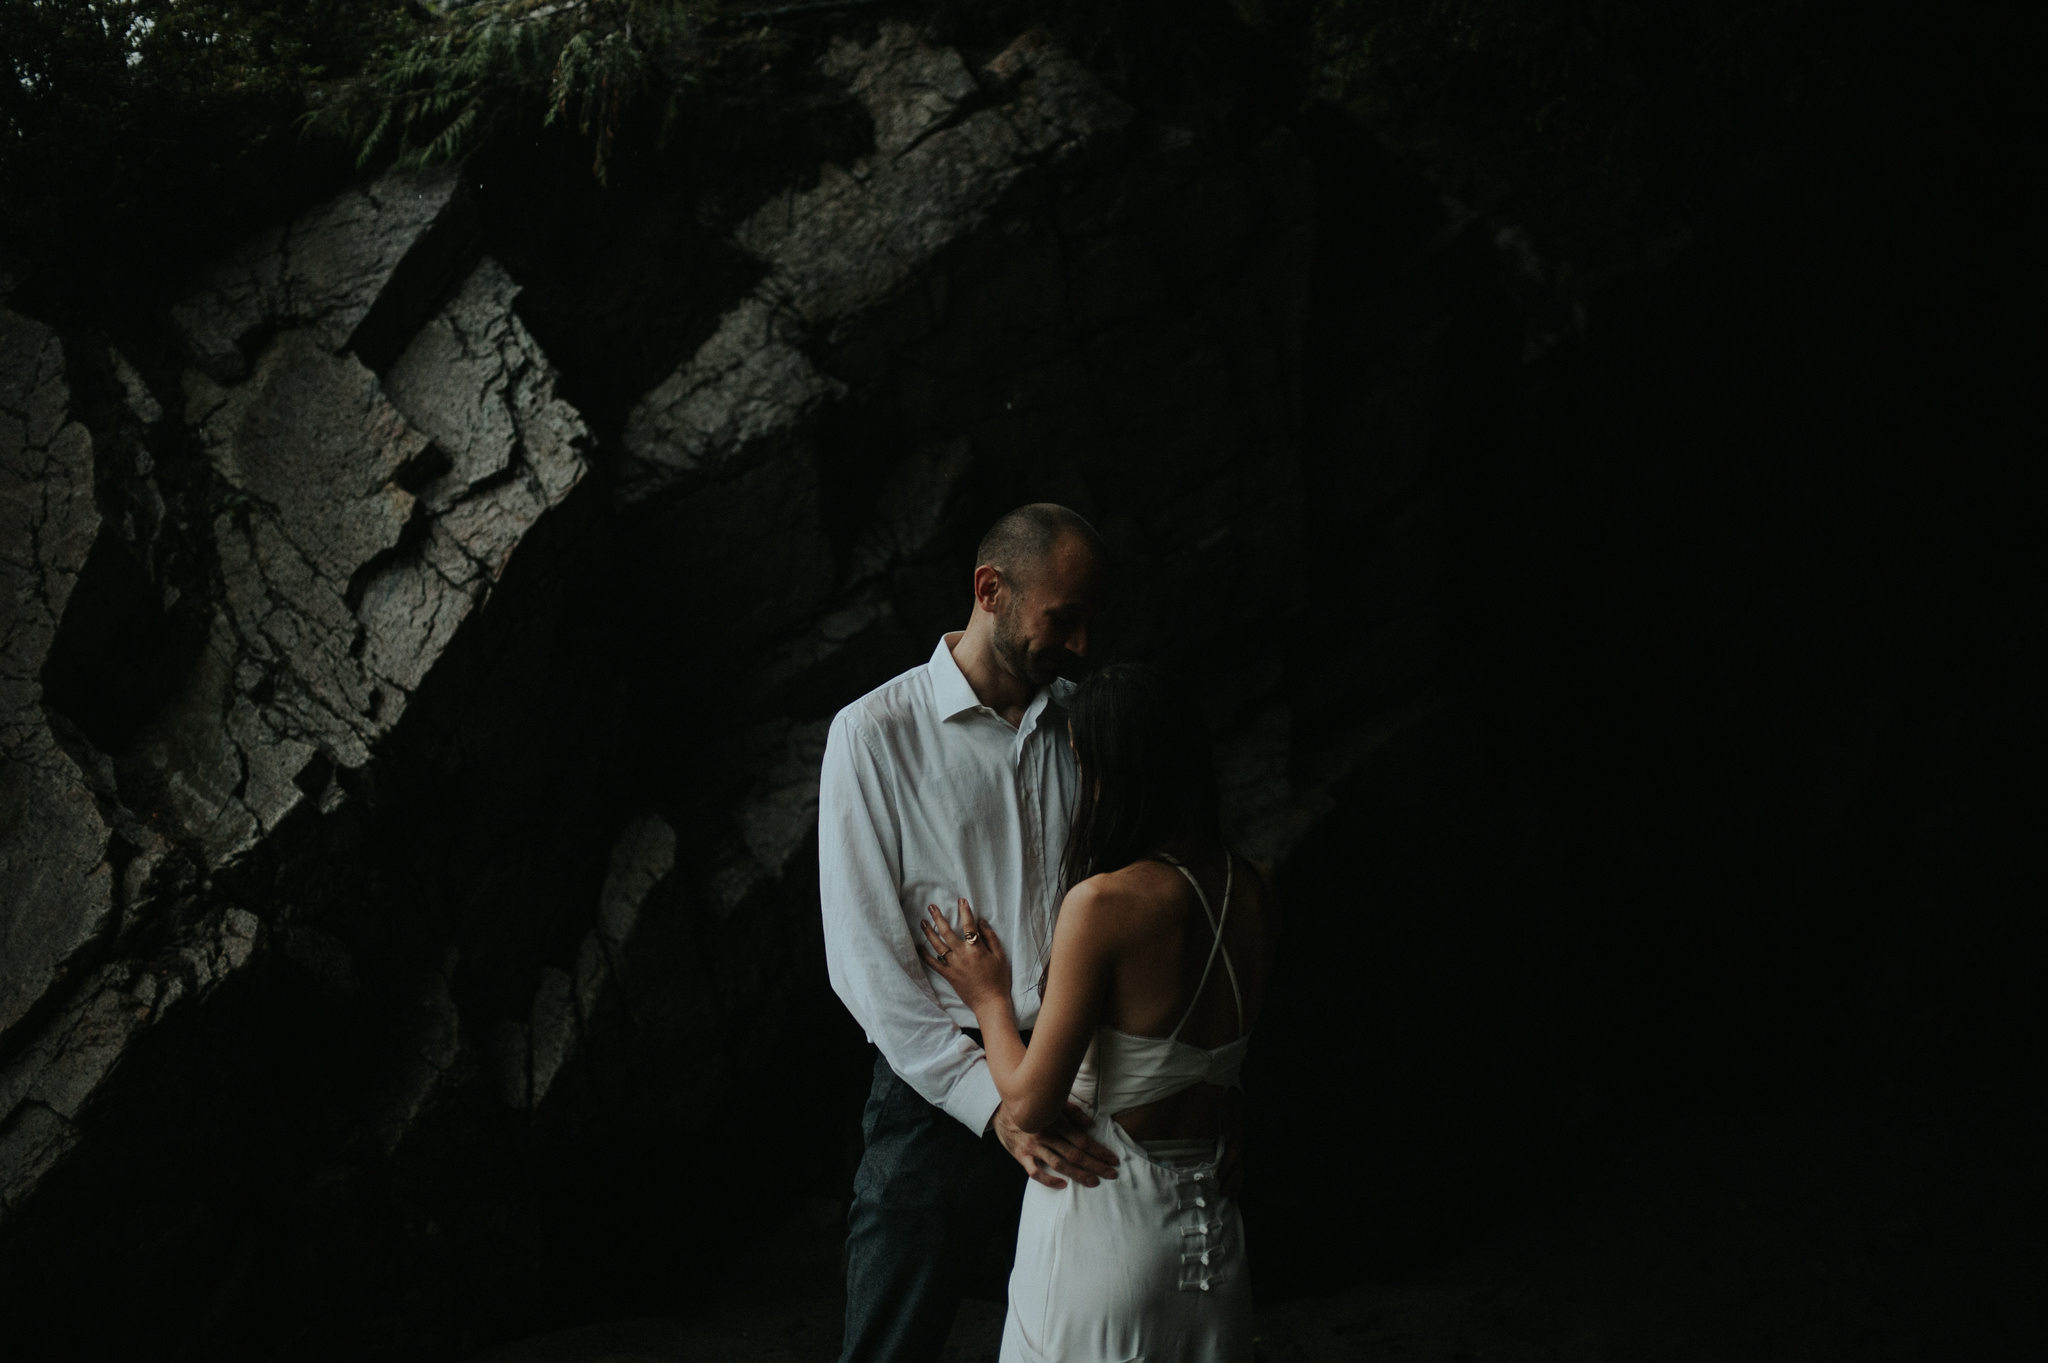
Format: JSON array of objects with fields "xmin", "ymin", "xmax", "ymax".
[{"xmin": 999, "ymin": 856, "xmax": 1254, "ymax": 1363}]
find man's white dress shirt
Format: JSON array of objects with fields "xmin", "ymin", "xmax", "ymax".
[{"xmin": 820, "ymin": 632, "xmax": 1078, "ymax": 1135}]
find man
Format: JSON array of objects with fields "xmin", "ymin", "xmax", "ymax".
[{"xmin": 821, "ymin": 504, "xmax": 1120, "ymax": 1363}]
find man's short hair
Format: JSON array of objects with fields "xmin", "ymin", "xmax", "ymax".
[{"xmin": 976, "ymin": 503, "xmax": 1104, "ymax": 591}]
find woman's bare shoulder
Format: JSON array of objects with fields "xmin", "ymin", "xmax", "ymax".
[
  {"xmin": 1100, "ymin": 859, "xmax": 1191, "ymax": 895},
  {"xmin": 1051, "ymin": 875, "xmax": 1127, "ymax": 956},
  {"xmin": 1067, "ymin": 861, "xmax": 1187, "ymax": 935}
]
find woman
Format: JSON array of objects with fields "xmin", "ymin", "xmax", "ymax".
[{"xmin": 922, "ymin": 662, "xmax": 1279, "ymax": 1362}]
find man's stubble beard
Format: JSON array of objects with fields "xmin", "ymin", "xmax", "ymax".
[{"xmin": 992, "ymin": 596, "xmax": 1056, "ymax": 687}]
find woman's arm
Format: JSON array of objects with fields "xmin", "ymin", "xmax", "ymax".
[{"xmin": 922, "ymin": 880, "xmax": 1120, "ymax": 1132}]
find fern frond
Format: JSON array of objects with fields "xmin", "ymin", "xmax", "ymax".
[
  {"xmin": 315, "ymin": 0, "xmax": 709, "ymax": 177},
  {"xmin": 356, "ymin": 105, "xmax": 394, "ymax": 167}
]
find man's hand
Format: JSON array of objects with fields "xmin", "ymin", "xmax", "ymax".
[{"xmin": 992, "ymin": 1101, "xmax": 1120, "ymax": 1190}]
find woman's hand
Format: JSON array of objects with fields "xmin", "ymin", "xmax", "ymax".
[{"xmin": 920, "ymin": 898, "xmax": 1010, "ymax": 1011}]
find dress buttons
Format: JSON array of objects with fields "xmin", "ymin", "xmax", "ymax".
[
  {"xmin": 1195, "ymin": 1196, "xmax": 1207, "ymax": 1207},
  {"xmin": 1200, "ymin": 1280, "xmax": 1211, "ymax": 1291},
  {"xmin": 1193, "ymin": 1173, "xmax": 1205, "ymax": 1182},
  {"xmin": 1201, "ymin": 1252, "xmax": 1210, "ymax": 1264}
]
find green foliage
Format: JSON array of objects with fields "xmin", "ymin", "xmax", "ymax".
[
  {"xmin": 2, "ymin": 1, "xmax": 411, "ymax": 146},
  {"xmin": 1, "ymin": 1, "xmax": 412, "ymax": 309},
  {"xmin": 0, "ymin": 0, "xmax": 729, "ymax": 310},
  {"xmin": 313, "ymin": 0, "xmax": 717, "ymax": 184}
]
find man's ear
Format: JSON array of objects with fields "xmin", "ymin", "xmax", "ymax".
[{"xmin": 973, "ymin": 564, "xmax": 1004, "ymax": 613}]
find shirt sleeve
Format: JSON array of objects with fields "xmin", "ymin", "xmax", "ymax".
[{"xmin": 819, "ymin": 709, "xmax": 1003, "ymax": 1135}]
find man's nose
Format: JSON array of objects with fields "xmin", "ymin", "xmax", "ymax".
[{"xmin": 1068, "ymin": 623, "xmax": 1089, "ymax": 657}]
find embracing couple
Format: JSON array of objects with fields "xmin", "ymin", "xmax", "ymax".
[{"xmin": 821, "ymin": 505, "xmax": 1279, "ymax": 1362}]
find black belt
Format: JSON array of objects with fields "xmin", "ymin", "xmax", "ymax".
[{"xmin": 963, "ymin": 1028, "xmax": 1030, "ymax": 1048}]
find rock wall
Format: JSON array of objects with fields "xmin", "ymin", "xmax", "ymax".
[
  {"xmin": 0, "ymin": 18, "xmax": 1348, "ymax": 1355},
  {"xmin": 2, "ymin": 153, "xmax": 591, "ymax": 1212}
]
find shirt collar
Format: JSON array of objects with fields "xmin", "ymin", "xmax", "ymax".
[
  {"xmin": 928, "ymin": 633, "xmax": 1074, "ymax": 732},
  {"xmin": 928, "ymin": 633, "xmax": 984, "ymax": 721}
]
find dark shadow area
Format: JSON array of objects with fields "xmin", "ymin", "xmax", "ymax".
[{"xmin": 1248, "ymin": 5, "xmax": 2042, "ymax": 1342}]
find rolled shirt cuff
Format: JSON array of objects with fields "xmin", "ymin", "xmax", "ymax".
[{"xmin": 942, "ymin": 1055, "xmax": 1003, "ymax": 1136}]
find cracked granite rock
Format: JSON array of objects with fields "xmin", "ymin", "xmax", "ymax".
[
  {"xmin": 618, "ymin": 24, "xmax": 1131, "ymax": 501},
  {"xmin": 185, "ymin": 332, "xmax": 429, "ymax": 781},
  {"xmin": 0, "ymin": 307, "xmax": 114, "ymax": 1047},
  {"xmin": 3, "ymin": 175, "xmax": 587, "ymax": 1227},
  {"xmin": 170, "ymin": 165, "xmax": 462, "ymax": 382},
  {"xmin": 683, "ymin": 719, "xmax": 832, "ymax": 926},
  {"xmin": 0, "ymin": 306, "xmax": 277, "ymax": 1223},
  {"xmin": 156, "ymin": 252, "xmax": 589, "ymax": 864},
  {"xmin": 0, "ymin": 908, "xmax": 259, "ymax": 1211},
  {"xmin": 370, "ymin": 949, "xmax": 466, "ymax": 1157},
  {"xmin": 496, "ymin": 815, "xmax": 677, "ymax": 1111}
]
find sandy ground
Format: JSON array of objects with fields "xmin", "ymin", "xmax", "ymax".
[{"xmin": 467, "ymin": 1075, "xmax": 2043, "ymax": 1363}]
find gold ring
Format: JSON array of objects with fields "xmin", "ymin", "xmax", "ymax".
[{"xmin": 963, "ymin": 931, "xmax": 982, "ymax": 945}]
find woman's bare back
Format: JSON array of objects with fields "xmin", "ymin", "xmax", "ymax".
[{"xmin": 1094, "ymin": 848, "xmax": 1277, "ymax": 1142}]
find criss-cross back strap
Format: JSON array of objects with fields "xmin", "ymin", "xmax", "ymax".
[{"xmin": 1156, "ymin": 852, "xmax": 1244, "ymax": 1040}]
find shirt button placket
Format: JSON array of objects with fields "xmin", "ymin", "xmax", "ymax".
[{"xmin": 1020, "ymin": 739, "xmax": 1042, "ymax": 963}]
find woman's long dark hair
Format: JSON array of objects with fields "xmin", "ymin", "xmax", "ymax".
[{"xmin": 1058, "ymin": 662, "xmax": 1222, "ymax": 894}]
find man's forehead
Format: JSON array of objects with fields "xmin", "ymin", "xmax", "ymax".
[
  {"xmin": 1039, "ymin": 534, "xmax": 1103, "ymax": 585},
  {"xmin": 1028, "ymin": 566, "xmax": 1104, "ymax": 610}
]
